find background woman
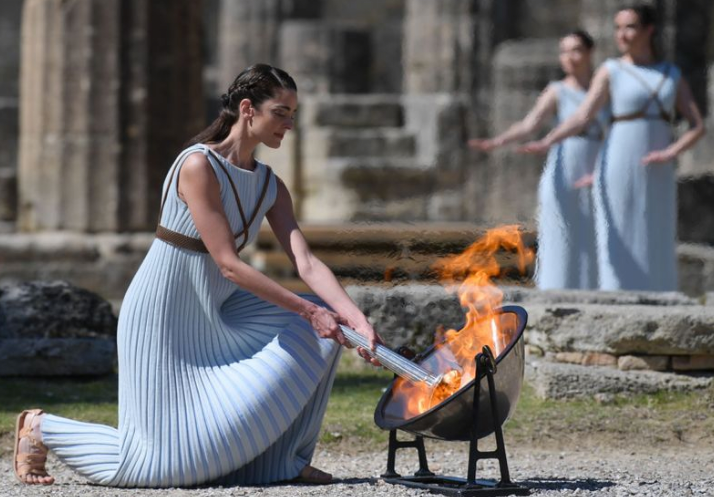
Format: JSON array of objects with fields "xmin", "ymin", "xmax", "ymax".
[
  {"xmin": 14, "ymin": 64, "xmax": 380, "ymax": 487},
  {"xmin": 520, "ymin": 5, "xmax": 705, "ymax": 291},
  {"xmin": 469, "ymin": 30, "xmax": 608, "ymax": 290}
]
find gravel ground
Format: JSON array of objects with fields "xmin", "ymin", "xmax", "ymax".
[{"xmin": 2, "ymin": 441, "xmax": 713, "ymax": 496}]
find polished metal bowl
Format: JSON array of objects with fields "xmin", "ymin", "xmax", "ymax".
[{"xmin": 373, "ymin": 305, "xmax": 527, "ymax": 441}]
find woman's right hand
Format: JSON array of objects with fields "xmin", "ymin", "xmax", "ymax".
[
  {"xmin": 301, "ymin": 304, "xmax": 348, "ymax": 346},
  {"xmin": 468, "ymin": 138, "xmax": 500, "ymax": 152},
  {"xmin": 517, "ymin": 140, "xmax": 550, "ymax": 155}
]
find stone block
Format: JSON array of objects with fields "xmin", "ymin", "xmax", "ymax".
[
  {"xmin": 526, "ymin": 303, "xmax": 714, "ymax": 356},
  {"xmin": 617, "ymin": 355, "xmax": 670, "ymax": 371},
  {"xmin": 554, "ymin": 352, "xmax": 617, "ymax": 367},
  {"xmin": 672, "ymin": 355, "xmax": 714, "ymax": 371},
  {"xmin": 0, "ymin": 167, "xmax": 17, "ymax": 221},
  {"xmin": 502, "ymin": 286, "xmax": 697, "ymax": 306},
  {"xmin": 326, "ymin": 129, "xmax": 416, "ymax": 158},
  {"xmin": 0, "ymin": 280, "xmax": 117, "ymax": 376},
  {"xmin": 301, "ymin": 95, "xmax": 404, "ymax": 128},
  {"xmin": 527, "ymin": 359, "xmax": 713, "ymax": 400},
  {"xmin": 279, "ymin": 21, "xmax": 371, "ymax": 94},
  {"xmin": 678, "ymin": 175, "xmax": 714, "ymax": 246},
  {"xmin": 677, "ymin": 243, "xmax": 714, "ymax": 297}
]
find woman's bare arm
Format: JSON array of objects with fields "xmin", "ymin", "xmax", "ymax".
[
  {"xmin": 178, "ymin": 153, "xmax": 349, "ymax": 346},
  {"xmin": 518, "ymin": 66, "xmax": 610, "ymax": 154},
  {"xmin": 468, "ymin": 84, "xmax": 558, "ymax": 151},
  {"xmin": 266, "ymin": 177, "xmax": 380, "ymax": 351},
  {"xmin": 642, "ymin": 78, "xmax": 706, "ymax": 165}
]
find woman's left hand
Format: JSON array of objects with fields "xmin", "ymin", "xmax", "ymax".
[
  {"xmin": 340, "ymin": 317, "xmax": 384, "ymax": 367},
  {"xmin": 642, "ymin": 148, "xmax": 676, "ymax": 165},
  {"xmin": 517, "ymin": 140, "xmax": 550, "ymax": 155}
]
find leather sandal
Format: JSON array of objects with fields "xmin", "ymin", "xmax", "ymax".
[
  {"xmin": 13, "ymin": 409, "xmax": 54, "ymax": 485},
  {"xmin": 289, "ymin": 465, "xmax": 333, "ymax": 485}
]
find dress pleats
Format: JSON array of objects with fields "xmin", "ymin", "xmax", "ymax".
[{"xmin": 41, "ymin": 144, "xmax": 342, "ymax": 487}]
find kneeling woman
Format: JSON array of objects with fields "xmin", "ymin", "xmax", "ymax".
[{"xmin": 14, "ymin": 64, "xmax": 379, "ymax": 488}]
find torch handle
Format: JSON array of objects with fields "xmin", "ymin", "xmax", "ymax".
[{"xmin": 339, "ymin": 325, "xmax": 442, "ymax": 388}]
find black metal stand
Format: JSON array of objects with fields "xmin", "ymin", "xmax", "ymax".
[{"xmin": 381, "ymin": 346, "xmax": 529, "ymax": 496}]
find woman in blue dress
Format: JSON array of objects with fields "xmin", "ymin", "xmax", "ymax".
[
  {"xmin": 13, "ymin": 64, "xmax": 380, "ymax": 487},
  {"xmin": 469, "ymin": 30, "xmax": 608, "ymax": 289},
  {"xmin": 520, "ymin": 5, "xmax": 706, "ymax": 291}
]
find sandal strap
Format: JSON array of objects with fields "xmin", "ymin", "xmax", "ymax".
[{"xmin": 17, "ymin": 452, "xmax": 47, "ymax": 464}]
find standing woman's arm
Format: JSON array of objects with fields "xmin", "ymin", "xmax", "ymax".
[
  {"xmin": 266, "ymin": 176, "xmax": 380, "ymax": 351},
  {"xmin": 468, "ymin": 84, "xmax": 558, "ymax": 151},
  {"xmin": 519, "ymin": 66, "xmax": 611, "ymax": 154},
  {"xmin": 642, "ymin": 79, "xmax": 706, "ymax": 165}
]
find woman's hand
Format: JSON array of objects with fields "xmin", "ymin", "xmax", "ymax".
[
  {"xmin": 339, "ymin": 316, "xmax": 384, "ymax": 366},
  {"xmin": 301, "ymin": 305, "xmax": 348, "ymax": 346},
  {"xmin": 517, "ymin": 140, "xmax": 551, "ymax": 155},
  {"xmin": 468, "ymin": 138, "xmax": 500, "ymax": 152},
  {"xmin": 573, "ymin": 173, "xmax": 594, "ymax": 189},
  {"xmin": 641, "ymin": 148, "xmax": 676, "ymax": 165}
]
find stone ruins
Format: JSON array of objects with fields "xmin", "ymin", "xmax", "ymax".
[{"xmin": 0, "ymin": 1, "xmax": 713, "ymax": 387}]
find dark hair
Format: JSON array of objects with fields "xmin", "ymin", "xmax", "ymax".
[
  {"xmin": 619, "ymin": 3, "xmax": 660, "ymax": 59},
  {"xmin": 186, "ymin": 64, "xmax": 297, "ymax": 147},
  {"xmin": 564, "ymin": 29, "xmax": 595, "ymax": 50}
]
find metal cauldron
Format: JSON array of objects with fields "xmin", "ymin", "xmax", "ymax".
[{"xmin": 373, "ymin": 305, "xmax": 527, "ymax": 441}]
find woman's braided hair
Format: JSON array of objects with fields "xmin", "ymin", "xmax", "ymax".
[{"xmin": 186, "ymin": 64, "xmax": 297, "ymax": 146}]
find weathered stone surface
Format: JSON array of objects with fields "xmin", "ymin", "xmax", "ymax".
[
  {"xmin": 526, "ymin": 303, "xmax": 714, "ymax": 355},
  {"xmin": 280, "ymin": 21, "xmax": 371, "ymax": 94},
  {"xmin": 678, "ymin": 243, "xmax": 714, "ymax": 297},
  {"xmin": 618, "ymin": 355, "xmax": 670, "ymax": 372},
  {"xmin": 0, "ymin": 167, "xmax": 17, "ymax": 221},
  {"xmin": 0, "ymin": 338, "xmax": 116, "ymax": 376},
  {"xmin": 301, "ymin": 95, "xmax": 404, "ymax": 128},
  {"xmin": 553, "ymin": 352, "xmax": 618, "ymax": 368},
  {"xmin": 18, "ymin": 0, "xmax": 203, "ymax": 233},
  {"xmin": 527, "ymin": 360, "xmax": 713, "ymax": 400},
  {"xmin": 0, "ymin": 0, "xmax": 22, "ymax": 178},
  {"xmin": 0, "ymin": 232, "xmax": 153, "ymax": 301},
  {"xmin": 672, "ymin": 355, "xmax": 714, "ymax": 371},
  {"xmin": 678, "ymin": 175, "xmax": 714, "ymax": 246},
  {"xmin": 346, "ymin": 284, "xmax": 464, "ymax": 350},
  {"xmin": 0, "ymin": 280, "xmax": 117, "ymax": 339},
  {"xmin": 0, "ymin": 280, "xmax": 117, "ymax": 376},
  {"xmin": 501, "ymin": 286, "xmax": 697, "ymax": 306}
]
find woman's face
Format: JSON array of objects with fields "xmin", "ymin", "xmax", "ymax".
[
  {"xmin": 559, "ymin": 35, "xmax": 591, "ymax": 75},
  {"xmin": 249, "ymin": 88, "xmax": 297, "ymax": 149},
  {"xmin": 614, "ymin": 9, "xmax": 653, "ymax": 55}
]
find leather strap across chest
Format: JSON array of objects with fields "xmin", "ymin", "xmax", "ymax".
[
  {"xmin": 560, "ymin": 85, "xmax": 605, "ymax": 141},
  {"xmin": 611, "ymin": 62, "xmax": 673, "ymax": 124},
  {"xmin": 155, "ymin": 148, "xmax": 273, "ymax": 254}
]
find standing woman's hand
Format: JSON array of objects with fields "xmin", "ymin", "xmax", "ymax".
[
  {"xmin": 517, "ymin": 140, "xmax": 551, "ymax": 155},
  {"xmin": 468, "ymin": 138, "xmax": 501, "ymax": 152},
  {"xmin": 641, "ymin": 148, "xmax": 677, "ymax": 166}
]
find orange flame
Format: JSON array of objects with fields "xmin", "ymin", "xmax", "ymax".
[{"xmin": 389, "ymin": 225, "xmax": 534, "ymax": 419}]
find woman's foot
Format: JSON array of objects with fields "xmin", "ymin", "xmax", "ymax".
[
  {"xmin": 13, "ymin": 409, "xmax": 54, "ymax": 485},
  {"xmin": 290, "ymin": 465, "xmax": 332, "ymax": 484}
]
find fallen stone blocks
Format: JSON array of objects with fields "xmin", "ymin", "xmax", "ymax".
[{"xmin": 0, "ymin": 280, "xmax": 117, "ymax": 376}]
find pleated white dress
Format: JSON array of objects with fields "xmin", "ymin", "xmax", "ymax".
[
  {"xmin": 594, "ymin": 59, "xmax": 680, "ymax": 290},
  {"xmin": 536, "ymin": 81, "xmax": 609, "ymax": 290},
  {"xmin": 41, "ymin": 144, "xmax": 342, "ymax": 488}
]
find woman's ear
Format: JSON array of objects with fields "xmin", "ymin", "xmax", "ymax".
[{"xmin": 239, "ymin": 98, "xmax": 253, "ymax": 119}]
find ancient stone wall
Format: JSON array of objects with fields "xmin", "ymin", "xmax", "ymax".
[{"xmin": 17, "ymin": 0, "xmax": 203, "ymax": 233}]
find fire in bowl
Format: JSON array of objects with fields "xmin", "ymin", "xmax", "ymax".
[{"xmin": 374, "ymin": 305, "xmax": 527, "ymax": 441}]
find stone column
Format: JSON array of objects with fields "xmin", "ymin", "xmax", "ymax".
[
  {"xmin": 18, "ymin": 0, "xmax": 203, "ymax": 233},
  {"xmin": 0, "ymin": 0, "xmax": 23, "ymax": 225}
]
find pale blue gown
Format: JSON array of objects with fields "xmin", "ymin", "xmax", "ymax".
[
  {"xmin": 40, "ymin": 144, "xmax": 342, "ymax": 487},
  {"xmin": 594, "ymin": 59, "xmax": 680, "ymax": 291},
  {"xmin": 536, "ymin": 81, "xmax": 609, "ymax": 289}
]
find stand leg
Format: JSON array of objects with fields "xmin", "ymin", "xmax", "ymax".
[{"xmin": 382, "ymin": 429, "xmax": 434, "ymax": 478}]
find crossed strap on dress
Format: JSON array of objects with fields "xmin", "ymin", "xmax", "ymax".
[
  {"xmin": 611, "ymin": 61, "xmax": 673, "ymax": 124},
  {"xmin": 156, "ymin": 147, "xmax": 273, "ymax": 254}
]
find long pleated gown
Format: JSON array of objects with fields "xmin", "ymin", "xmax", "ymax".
[
  {"xmin": 536, "ymin": 81, "xmax": 609, "ymax": 289},
  {"xmin": 40, "ymin": 144, "xmax": 342, "ymax": 487},
  {"xmin": 594, "ymin": 59, "xmax": 680, "ymax": 291}
]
